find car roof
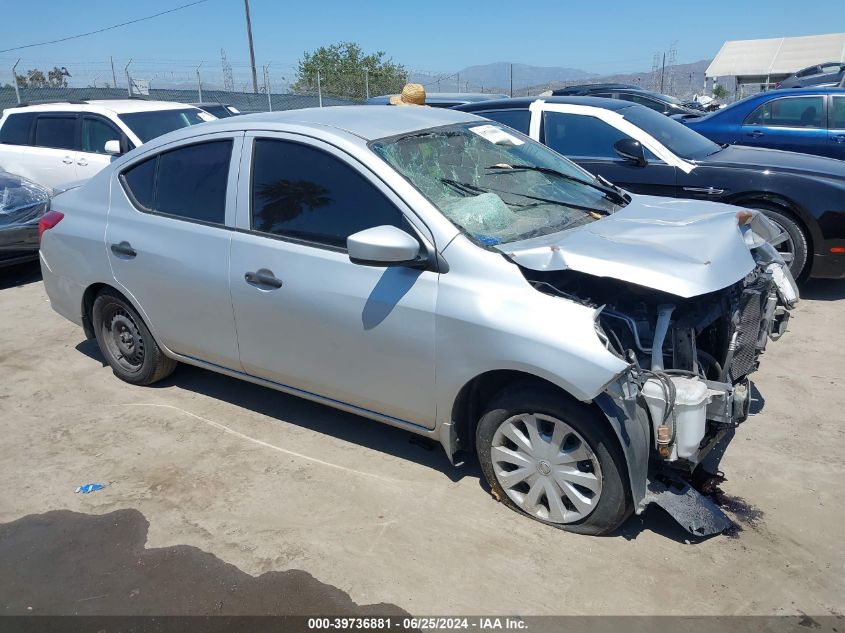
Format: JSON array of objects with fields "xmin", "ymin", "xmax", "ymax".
[
  {"xmin": 750, "ymin": 87, "xmax": 845, "ymax": 98},
  {"xmin": 454, "ymin": 95, "xmax": 634, "ymax": 112},
  {"xmin": 177, "ymin": 105, "xmax": 481, "ymax": 142},
  {"xmin": 4, "ymin": 99, "xmax": 201, "ymax": 115}
]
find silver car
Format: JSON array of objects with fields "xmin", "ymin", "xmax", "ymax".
[{"xmin": 40, "ymin": 106, "xmax": 798, "ymax": 536}]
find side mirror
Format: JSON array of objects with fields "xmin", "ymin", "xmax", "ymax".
[
  {"xmin": 347, "ymin": 225, "xmax": 423, "ymax": 267},
  {"xmin": 104, "ymin": 140, "xmax": 122, "ymax": 156},
  {"xmin": 613, "ymin": 138, "xmax": 648, "ymax": 167}
]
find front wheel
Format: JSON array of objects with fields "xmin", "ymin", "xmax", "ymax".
[{"xmin": 475, "ymin": 385, "xmax": 632, "ymax": 535}]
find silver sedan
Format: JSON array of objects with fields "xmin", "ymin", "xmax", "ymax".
[{"xmin": 39, "ymin": 106, "xmax": 797, "ymax": 536}]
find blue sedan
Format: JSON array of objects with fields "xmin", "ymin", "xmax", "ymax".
[{"xmin": 681, "ymin": 88, "xmax": 845, "ymax": 160}]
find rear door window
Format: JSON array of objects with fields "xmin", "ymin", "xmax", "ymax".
[
  {"xmin": 831, "ymin": 96, "xmax": 845, "ymax": 129},
  {"xmin": 33, "ymin": 115, "xmax": 78, "ymax": 150},
  {"xmin": 120, "ymin": 140, "xmax": 233, "ymax": 224},
  {"xmin": 0, "ymin": 112, "xmax": 36, "ymax": 145}
]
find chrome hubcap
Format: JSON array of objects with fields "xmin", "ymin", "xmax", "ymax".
[{"xmin": 491, "ymin": 413, "xmax": 602, "ymax": 524}]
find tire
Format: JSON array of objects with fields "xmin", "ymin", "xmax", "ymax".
[
  {"xmin": 476, "ymin": 384, "xmax": 632, "ymax": 535},
  {"xmin": 92, "ymin": 289, "xmax": 177, "ymax": 385},
  {"xmin": 747, "ymin": 204, "xmax": 809, "ymax": 280}
]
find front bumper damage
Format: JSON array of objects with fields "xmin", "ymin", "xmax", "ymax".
[{"xmin": 596, "ymin": 215, "xmax": 798, "ymax": 536}]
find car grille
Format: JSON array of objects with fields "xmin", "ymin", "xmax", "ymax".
[{"xmin": 730, "ymin": 276, "xmax": 772, "ymax": 380}]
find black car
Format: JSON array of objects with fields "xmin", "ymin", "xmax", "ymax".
[
  {"xmin": 455, "ymin": 96, "xmax": 845, "ymax": 279},
  {"xmin": 0, "ymin": 170, "xmax": 50, "ymax": 268},
  {"xmin": 551, "ymin": 86, "xmax": 701, "ymax": 117}
]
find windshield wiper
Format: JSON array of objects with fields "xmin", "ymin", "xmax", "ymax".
[
  {"xmin": 486, "ymin": 164, "xmax": 629, "ymax": 205},
  {"xmin": 442, "ymin": 177, "xmax": 609, "ymax": 217}
]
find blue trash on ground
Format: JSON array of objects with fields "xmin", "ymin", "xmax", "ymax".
[{"xmin": 75, "ymin": 483, "xmax": 106, "ymax": 494}]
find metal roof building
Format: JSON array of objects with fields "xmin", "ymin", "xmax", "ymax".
[{"xmin": 706, "ymin": 33, "xmax": 845, "ymax": 86}]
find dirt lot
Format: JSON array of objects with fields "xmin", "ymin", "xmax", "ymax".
[{"xmin": 0, "ymin": 261, "xmax": 843, "ymax": 617}]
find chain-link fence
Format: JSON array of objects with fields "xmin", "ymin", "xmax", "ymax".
[{"xmin": 0, "ymin": 56, "xmax": 741, "ymax": 113}]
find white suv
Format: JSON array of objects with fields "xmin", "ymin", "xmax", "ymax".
[{"xmin": 0, "ymin": 99, "xmax": 215, "ymax": 190}]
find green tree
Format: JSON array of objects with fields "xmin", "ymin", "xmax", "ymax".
[
  {"xmin": 47, "ymin": 66, "xmax": 70, "ymax": 88},
  {"xmin": 292, "ymin": 42, "xmax": 407, "ymax": 101},
  {"xmin": 712, "ymin": 84, "xmax": 728, "ymax": 100}
]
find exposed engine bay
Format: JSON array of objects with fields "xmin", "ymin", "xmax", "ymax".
[{"xmin": 519, "ymin": 221, "xmax": 798, "ymax": 478}]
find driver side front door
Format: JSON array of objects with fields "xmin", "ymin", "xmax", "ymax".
[{"xmin": 228, "ymin": 134, "xmax": 439, "ymax": 429}]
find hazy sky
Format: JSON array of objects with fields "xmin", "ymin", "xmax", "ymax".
[{"xmin": 1, "ymin": 0, "xmax": 843, "ymax": 85}]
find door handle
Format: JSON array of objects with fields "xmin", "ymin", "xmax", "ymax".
[
  {"xmin": 245, "ymin": 268, "xmax": 283, "ymax": 289},
  {"xmin": 77, "ymin": 158, "xmax": 88, "ymax": 166},
  {"xmin": 62, "ymin": 156, "xmax": 74, "ymax": 164},
  {"xmin": 110, "ymin": 241, "xmax": 137, "ymax": 258},
  {"xmin": 747, "ymin": 130, "xmax": 764, "ymax": 138}
]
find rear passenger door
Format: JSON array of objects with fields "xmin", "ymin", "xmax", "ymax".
[
  {"xmin": 27, "ymin": 113, "xmax": 80, "ymax": 188},
  {"xmin": 228, "ymin": 133, "xmax": 438, "ymax": 428},
  {"xmin": 106, "ymin": 133, "xmax": 244, "ymax": 370}
]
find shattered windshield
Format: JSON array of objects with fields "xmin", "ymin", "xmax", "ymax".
[{"xmin": 370, "ymin": 122, "xmax": 626, "ymax": 245}]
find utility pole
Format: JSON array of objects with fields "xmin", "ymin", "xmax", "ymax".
[
  {"xmin": 364, "ymin": 68, "xmax": 369, "ymax": 100},
  {"xmin": 659, "ymin": 52, "xmax": 666, "ymax": 93},
  {"xmin": 243, "ymin": 0, "xmax": 259, "ymax": 94},
  {"xmin": 510, "ymin": 63, "xmax": 513, "ymax": 97},
  {"xmin": 110, "ymin": 56, "xmax": 117, "ymax": 88},
  {"xmin": 317, "ymin": 69, "xmax": 322, "ymax": 108}
]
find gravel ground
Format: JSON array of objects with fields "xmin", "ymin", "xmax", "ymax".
[{"xmin": 0, "ymin": 261, "xmax": 842, "ymax": 617}]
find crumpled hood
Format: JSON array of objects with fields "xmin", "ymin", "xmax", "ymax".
[{"xmin": 497, "ymin": 195, "xmax": 757, "ymax": 298}]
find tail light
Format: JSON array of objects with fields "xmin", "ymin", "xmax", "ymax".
[{"xmin": 38, "ymin": 211, "xmax": 65, "ymax": 242}]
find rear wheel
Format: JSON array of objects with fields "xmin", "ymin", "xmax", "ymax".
[
  {"xmin": 92, "ymin": 289, "xmax": 177, "ymax": 385},
  {"xmin": 747, "ymin": 204, "xmax": 809, "ymax": 280},
  {"xmin": 476, "ymin": 385, "xmax": 632, "ymax": 535}
]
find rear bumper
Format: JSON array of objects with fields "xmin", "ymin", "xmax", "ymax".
[
  {"xmin": 39, "ymin": 251, "xmax": 85, "ymax": 327},
  {"xmin": 810, "ymin": 240, "xmax": 845, "ymax": 279}
]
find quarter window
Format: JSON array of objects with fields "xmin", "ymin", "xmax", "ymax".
[
  {"xmin": 0, "ymin": 112, "xmax": 36, "ymax": 145},
  {"xmin": 744, "ymin": 96, "xmax": 824, "ymax": 128},
  {"xmin": 34, "ymin": 115, "xmax": 77, "ymax": 150},
  {"xmin": 120, "ymin": 140, "xmax": 232, "ymax": 224},
  {"xmin": 250, "ymin": 138, "xmax": 408, "ymax": 249}
]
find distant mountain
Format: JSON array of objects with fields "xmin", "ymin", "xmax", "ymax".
[
  {"xmin": 523, "ymin": 59, "xmax": 716, "ymax": 99},
  {"xmin": 410, "ymin": 62, "xmax": 595, "ymax": 94}
]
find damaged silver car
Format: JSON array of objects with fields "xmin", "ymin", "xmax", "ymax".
[{"xmin": 40, "ymin": 107, "xmax": 797, "ymax": 536}]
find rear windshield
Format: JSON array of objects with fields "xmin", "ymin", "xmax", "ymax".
[{"xmin": 118, "ymin": 108, "xmax": 210, "ymax": 143}]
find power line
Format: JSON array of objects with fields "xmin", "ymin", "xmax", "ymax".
[{"xmin": 0, "ymin": 0, "xmax": 212, "ymax": 54}]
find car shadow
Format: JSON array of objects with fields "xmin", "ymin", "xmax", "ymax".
[
  {"xmin": 74, "ymin": 339, "xmax": 472, "ymax": 483},
  {"xmin": 0, "ymin": 261, "xmax": 41, "ymax": 290},
  {"xmin": 799, "ymin": 278, "xmax": 845, "ymax": 301}
]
